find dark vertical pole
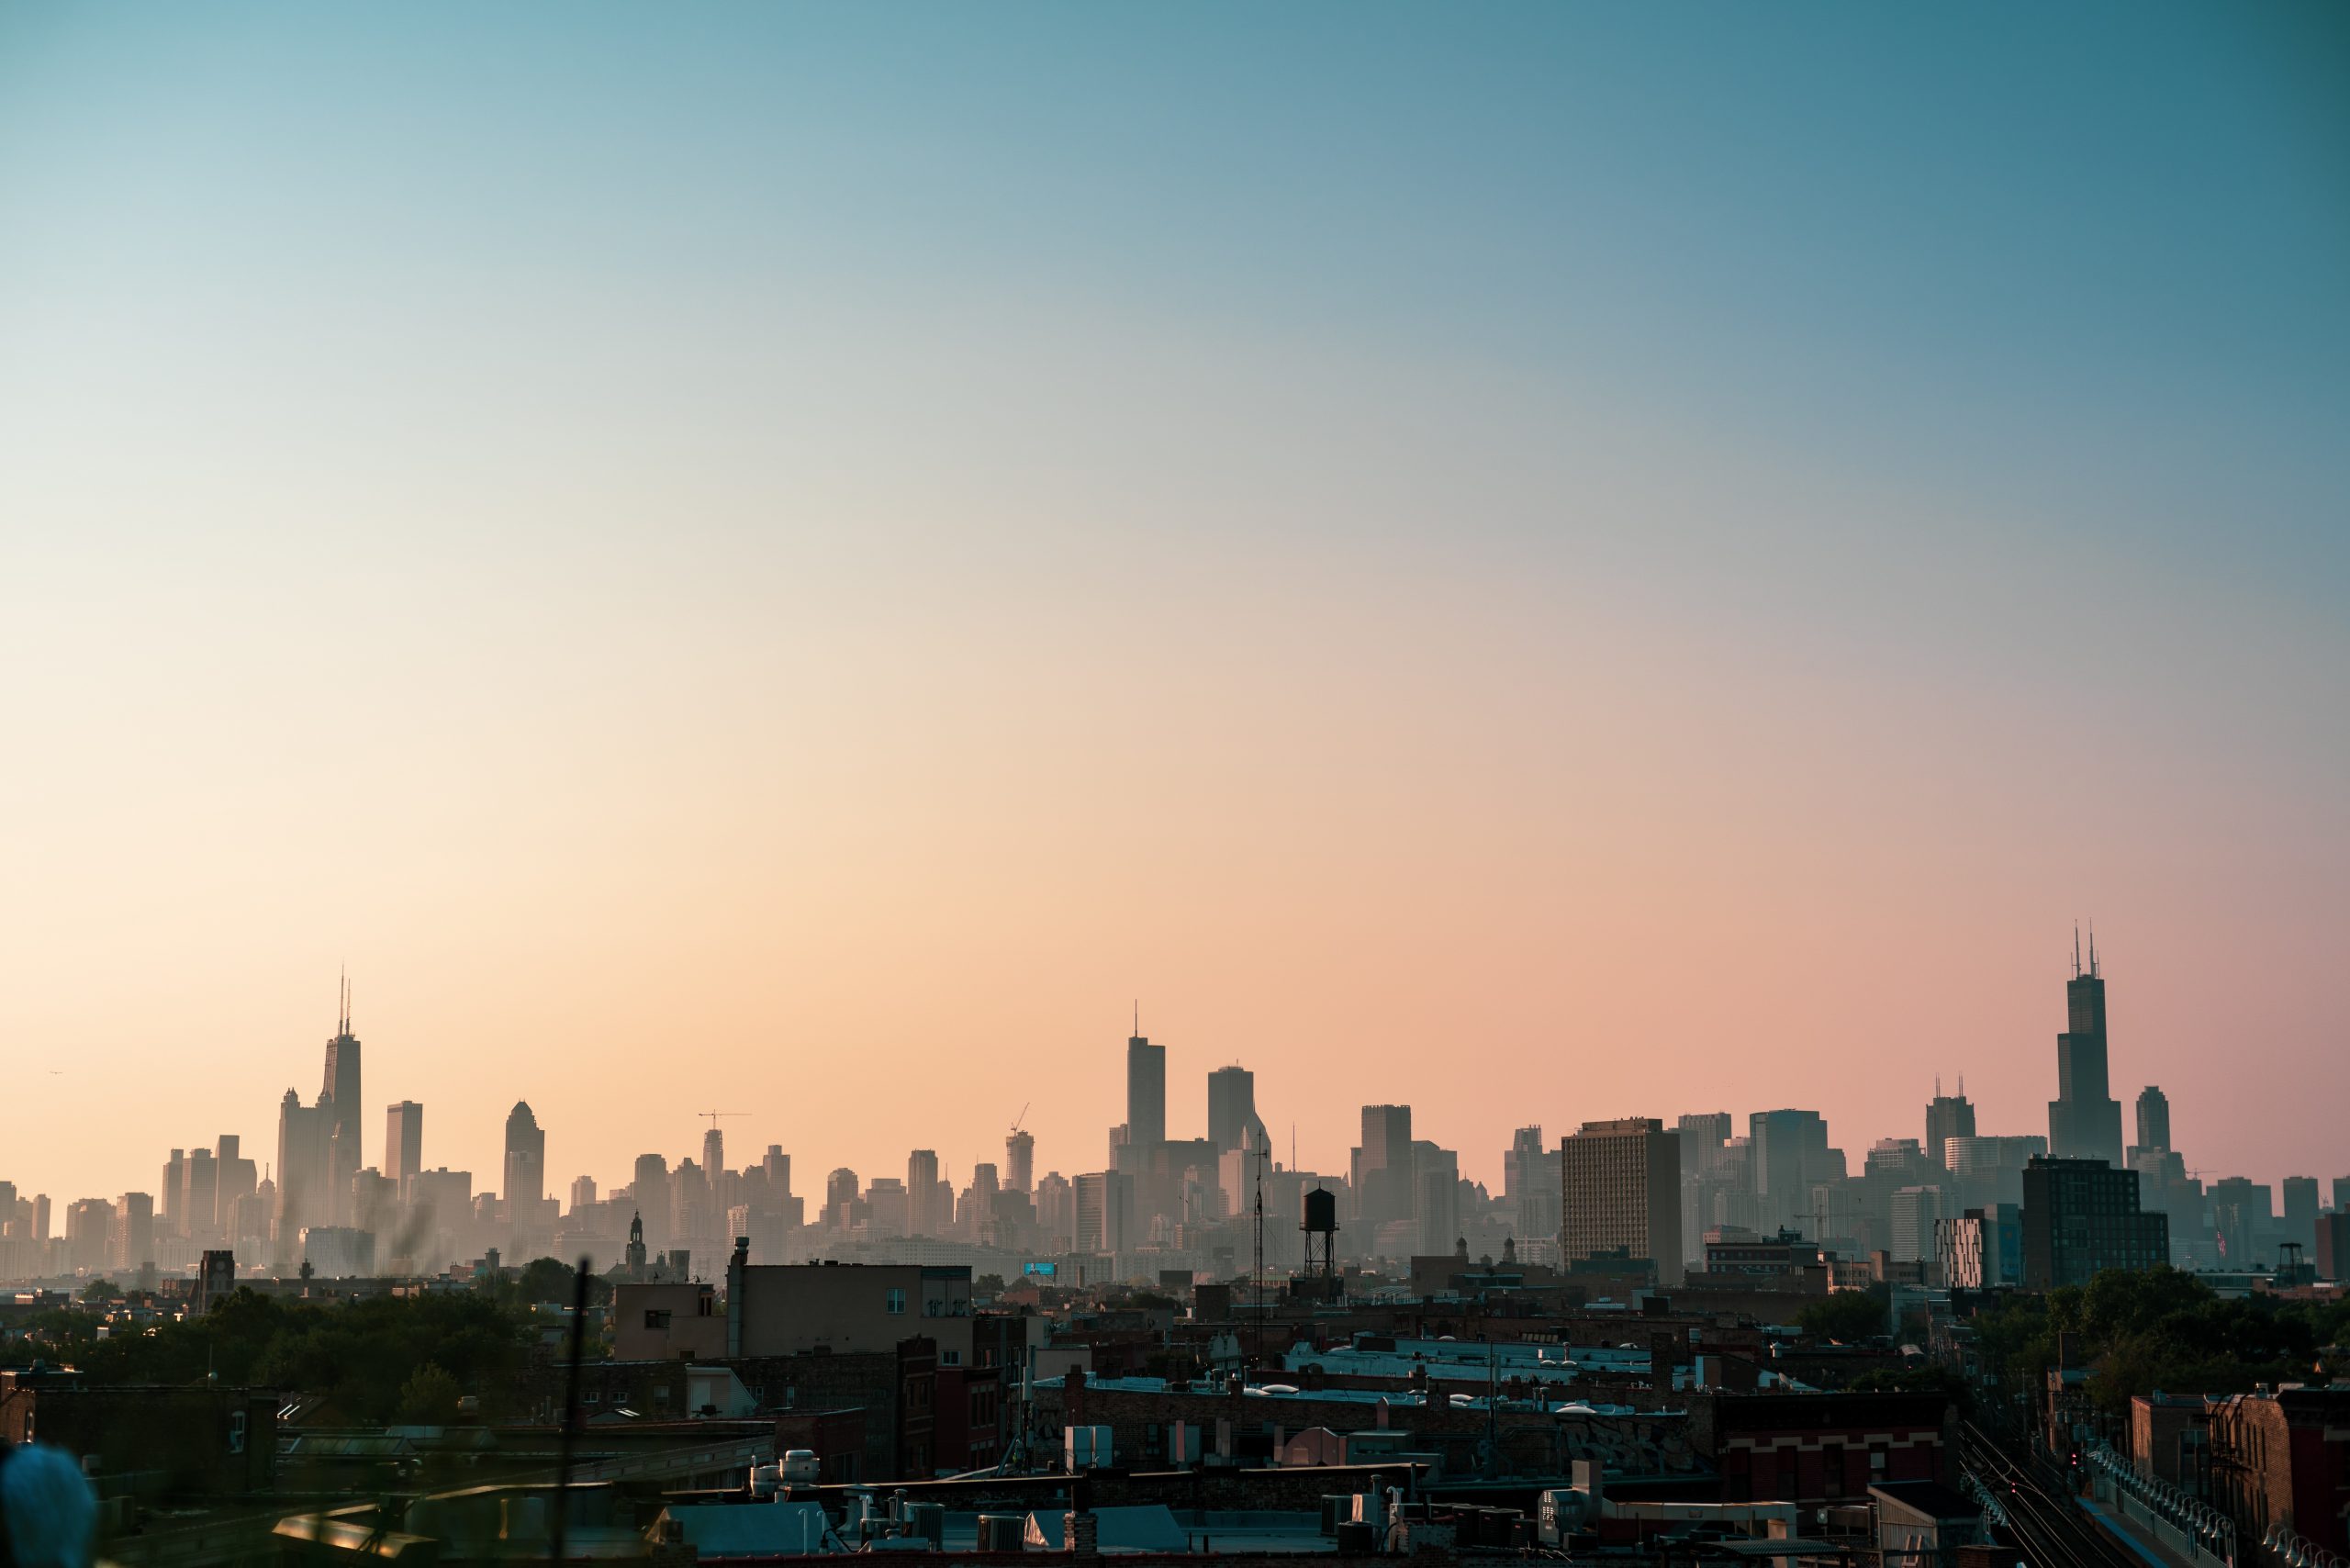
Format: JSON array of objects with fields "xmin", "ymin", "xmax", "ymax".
[{"xmin": 552, "ymin": 1256, "xmax": 589, "ymax": 1562}]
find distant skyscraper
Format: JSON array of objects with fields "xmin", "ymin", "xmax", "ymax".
[
  {"xmin": 111, "ymin": 1192, "xmax": 154, "ymax": 1272},
  {"xmin": 1413, "ymin": 1140, "xmax": 1461, "ymax": 1255},
  {"xmin": 1924, "ymin": 1081, "xmax": 1976, "ymax": 1170},
  {"xmin": 1125, "ymin": 1025, "xmax": 1166, "ymax": 1150},
  {"xmin": 702, "ymin": 1126, "xmax": 725, "ymax": 1182},
  {"xmin": 632, "ymin": 1153, "xmax": 671, "ymax": 1248},
  {"xmin": 1889, "ymin": 1185, "xmax": 1944, "ymax": 1266},
  {"xmin": 822, "ymin": 1167, "xmax": 859, "ymax": 1229},
  {"xmin": 2281, "ymin": 1176, "xmax": 2319, "ymax": 1256},
  {"xmin": 863, "ymin": 1175, "xmax": 907, "ymax": 1237},
  {"xmin": 1355, "ymin": 1104, "xmax": 1415, "ymax": 1235},
  {"xmin": 2048, "ymin": 931, "xmax": 2124, "ymax": 1166},
  {"xmin": 671, "ymin": 1158, "xmax": 715, "ymax": 1240},
  {"xmin": 2132, "ymin": 1085, "xmax": 2171, "ymax": 1156},
  {"xmin": 762, "ymin": 1146, "xmax": 791, "ymax": 1201},
  {"xmin": 908, "ymin": 1149, "xmax": 942, "ymax": 1235},
  {"xmin": 1749, "ymin": 1109, "xmax": 1835, "ymax": 1237},
  {"xmin": 963, "ymin": 1162, "xmax": 1001, "ymax": 1241},
  {"xmin": 181, "ymin": 1146, "xmax": 218, "ymax": 1241},
  {"xmin": 321, "ymin": 971, "xmax": 364, "ymax": 1175},
  {"xmin": 386, "ymin": 1102, "xmax": 423, "ymax": 1193},
  {"xmin": 64, "ymin": 1199, "xmax": 110, "ymax": 1274},
  {"xmin": 1676, "ymin": 1114, "xmax": 1732, "ymax": 1168},
  {"xmin": 1505, "ymin": 1126, "xmax": 1561, "ymax": 1247},
  {"xmin": 569, "ymin": 1174, "xmax": 597, "ymax": 1212},
  {"xmin": 1559, "ymin": 1118, "xmax": 1684, "ymax": 1285},
  {"xmin": 504, "ymin": 1102, "xmax": 545, "ymax": 1213},
  {"xmin": 1206, "ymin": 1065, "xmax": 1258, "ymax": 1153},
  {"xmin": 274, "ymin": 1086, "xmax": 335, "ymax": 1259},
  {"xmin": 161, "ymin": 1149, "xmax": 185, "ymax": 1236},
  {"xmin": 1073, "ymin": 1170, "xmax": 1136, "ymax": 1256},
  {"xmin": 2207, "ymin": 1176, "xmax": 2270, "ymax": 1267},
  {"xmin": 215, "ymin": 1135, "xmax": 256, "ymax": 1226},
  {"xmin": 1004, "ymin": 1128, "xmax": 1035, "ymax": 1193},
  {"xmin": 2022, "ymin": 1156, "xmax": 2167, "ymax": 1287}
]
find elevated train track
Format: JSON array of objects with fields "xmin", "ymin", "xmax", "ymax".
[{"xmin": 1962, "ymin": 1421, "xmax": 2149, "ymax": 1568}]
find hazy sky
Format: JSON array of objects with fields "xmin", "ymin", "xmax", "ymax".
[{"xmin": 3, "ymin": 4, "xmax": 2344, "ymax": 1208}]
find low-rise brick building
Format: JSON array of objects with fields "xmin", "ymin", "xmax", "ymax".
[
  {"xmin": 2211, "ymin": 1386, "xmax": 2350, "ymax": 1562},
  {"xmin": 1688, "ymin": 1390, "xmax": 1957, "ymax": 1504}
]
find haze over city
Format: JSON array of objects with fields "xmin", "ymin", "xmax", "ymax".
[
  {"xmin": 4, "ymin": 3, "xmax": 2344, "ymax": 1209},
  {"xmin": 9, "ymin": 11, "xmax": 2350, "ymax": 1568}
]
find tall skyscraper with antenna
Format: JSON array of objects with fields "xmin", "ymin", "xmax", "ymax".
[
  {"xmin": 2048, "ymin": 926, "xmax": 2124, "ymax": 1167},
  {"xmin": 1125, "ymin": 1010, "xmax": 1166, "ymax": 1151},
  {"xmin": 321, "ymin": 970, "xmax": 363, "ymax": 1177},
  {"xmin": 1925, "ymin": 1077, "xmax": 1976, "ymax": 1170}
]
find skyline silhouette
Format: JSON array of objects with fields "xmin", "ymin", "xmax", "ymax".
[
  {"xmin": 6, "ymin": 929, "xmax": 2337, "ymax": 1209},
  {"xmin": 4, "ymin": 5, "xmax": 2343, "ymax": 1208}
]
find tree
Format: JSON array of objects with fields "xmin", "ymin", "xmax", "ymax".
[
  {"xmin": 1970, "ymin": 1268, "xmax": 2350, "ymax": 1416},
  {"xmin": 79, "ymin": 1278, "xmax": 119, "ymax": 1302},
  {"xmin": 398, "ymin": 1363, "xmax": 463, "ymax": 1424},
  {"xmin": 1848, "ymin": 1364, "xmax": 1974, "ymax": 1412},
  {"xmin": 1799, "ymin": 1287, "xmax": 1888, "ymax": 1343},
  {"xmin": 503, "ymin": 1257, "xmax": 610, "ymax": 1310}
]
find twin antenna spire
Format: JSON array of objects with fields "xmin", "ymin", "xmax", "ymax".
[
  {"xmin": 337, "ymin": 966, "xmax": 352, "ymax": 1036},
  {"xmin": 2072, "ymin": 921, "xmax": 2102, "ymax": 980}
]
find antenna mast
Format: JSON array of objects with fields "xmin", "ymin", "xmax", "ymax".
[{"xmin": 1251, "ymin": 1132, "xmax": 1267, "ymax": 1374}]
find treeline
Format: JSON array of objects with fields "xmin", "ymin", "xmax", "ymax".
[
  {"xmin": 1971, "ymin": 1267, "xmax": 2350, "ymax": 1414},
  {"xmin": 3, "ymin": 1261, "xmax": 605, "ymax": 1424}
]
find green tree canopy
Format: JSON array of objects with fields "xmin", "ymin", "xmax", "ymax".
[
  {"xmin": 397, "ymin": 1362, "xmax": 463, "ymax": 1424},
  {"xmin": 1798, "ymin": 1287, "xmax": 1889, "ymax": 1343},
  {"xmin": 1971, "ymin": 1267, "xmax": 2350, "ymax": 1415},
  {"xmin": 6, "ymin": 1286, "xmax": 543, "ymax": 1424}
]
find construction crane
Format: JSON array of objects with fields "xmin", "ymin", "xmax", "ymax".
[
  {"xmin": 1009, "ymin": 1103, "xmax": 1029, "ymax": 1137},
  {"xmin": 699, "ymin": 1110, "xmax": 749, "ymax": 1132}
]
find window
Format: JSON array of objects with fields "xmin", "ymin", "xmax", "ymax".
[
  {"xmin": 645, "ymin": 1309, "xmax": 673, "ymax": 1330},
  {"xmin": 886, "ymin": 1288, "xmax": 906, "ymax": 1315},
  {"xmin": 941, "ymin": 1350, "xmax": 961, "ymax": 1366}
]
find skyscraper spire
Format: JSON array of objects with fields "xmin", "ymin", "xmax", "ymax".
[
  {"xmin": 2087, "ymin": 921, "xmax": 2098, "ymax": 978},
  {"xmin": 2073, "ymin": 923, "xmax": 2082, "ymax": 978}
]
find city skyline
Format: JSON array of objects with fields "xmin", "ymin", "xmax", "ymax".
[
  {"xmin": 4, "ymin": 934, "xmax": 2338, "ymax": 1212},
  {"xmin": 5, "ymin": 6, "xmax": 2344, "ymax": 1212},
  {"xmin": 4, "ymin": 8, "xmax": 2346, "ymax": 1562}
]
